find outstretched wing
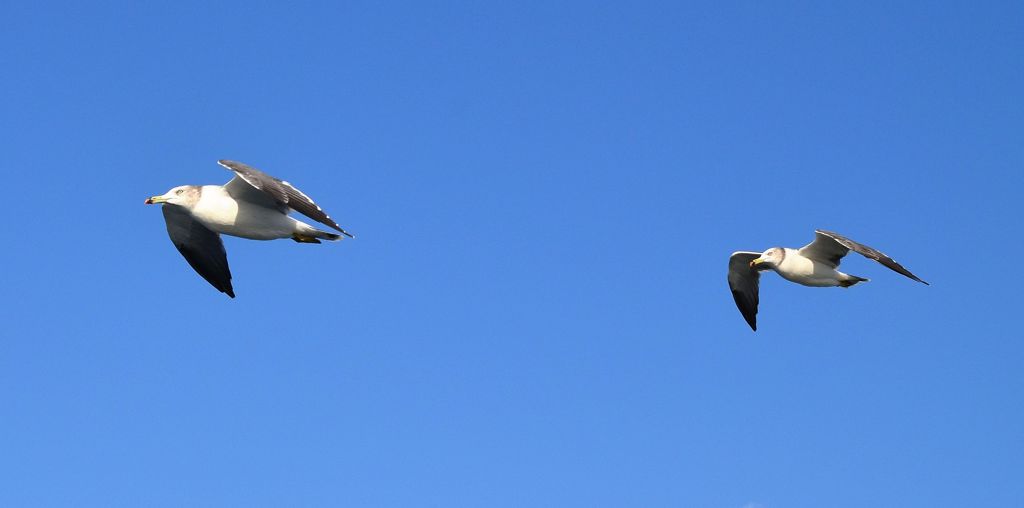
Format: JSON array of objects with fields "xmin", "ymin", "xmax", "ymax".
[
  {"xmin": 798, "ymin": 231, "xmax": 851, "ymax": 268},
  {"xmin": 162, "ymin": 204, "xmax": 235, "ymax": 297},
  {"xmin": 812, "ymin": 230, "xmax": 928, "ymax": 285},
  {"xmin": 728, "ymin": 251, "xmax": 762, "ymax": 331},
  {"xmin": 218, "ymin": 159, "xmax": 353, "ymax": 238}
]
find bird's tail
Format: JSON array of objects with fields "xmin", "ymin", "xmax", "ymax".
[
  {"xmin": 838, "ymin": 274, "xmax": 869, "ymax": 288},
  {"xmin": 292, "ymin": 227, "xmax": 344, "ymax": 243}
]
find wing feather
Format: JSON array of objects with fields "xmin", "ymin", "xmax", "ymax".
[
  {"xmin": 218, "ymin": 160, "xmax": 353, "ymax": 238},
  {"xmin": 223, "ymin": 175, "xmax": 286, "ymax": 212},
  {"xmin": 162, "ymin": 204, "xmax": 235, "ymax": 297},
  {"xmin": 814, "ymin": 230, "xmax": 928, "ymax": 285},
  {"xmin": 798, "ymin": 231, "xmax": 850, "ymax": 268},
  {"xmin": 728, "ymin": 251, "xmax": 761, "ymax": 331}
]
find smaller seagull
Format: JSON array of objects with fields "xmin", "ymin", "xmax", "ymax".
[
  {"xmin": 728, "ymin": 230, "xmax": 927, "ymax": 331},
  {"xmin": 145, "ymin": 160, "xmax": 353, "ymax": 298}
]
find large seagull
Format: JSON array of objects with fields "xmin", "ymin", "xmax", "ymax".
[
  {"xmin": 145, "ymin": 160, "xmax": 353, "ymax": 298},
  {"xmin": 728, "ymin": 230, "xmax": 927, "ymax": 331}
]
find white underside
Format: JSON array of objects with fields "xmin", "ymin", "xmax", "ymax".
[
  {"xmin": 773, "ymin": 248, "xmax": 846, "ymax": 287},
  {"xmin": 190, "ymin": 185, "xmax": 309, "ymax": 240}
]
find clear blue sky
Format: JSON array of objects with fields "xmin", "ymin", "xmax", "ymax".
[{"xmin": 1, "ymin": 2, "xmax": 1021, "ymax": 506}]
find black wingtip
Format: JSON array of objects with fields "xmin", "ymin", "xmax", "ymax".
[
  {"xmin": 225, "ymin": 288, "xmax": 236, "ymax": 298},
  {"xmin": 909, "ymin": 270, "xmax": 929, "ymax": 285},
  {"xmin": 330, "ymin": 224, "xmax": 355, "ymax": 238},
  {"xmin": 730, "ymin": 290, "xmax": 758, "ymax": 332},
  {"xmin": 901, "ymin": 269, "xmax": 929, "ymax": 286}
]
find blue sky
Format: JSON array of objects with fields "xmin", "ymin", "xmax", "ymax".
[{"xmin": 1, "ymin": 1, "xmax": 1022, "ymax": 506}]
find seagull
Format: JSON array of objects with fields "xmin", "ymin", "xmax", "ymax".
[
  {"xmin": 728, "ymin": 230, "xmax": 927, "ymax": 331},
  {"xmin": 145, "ymin": 160, "xmax": 353, "ymax": 298}
]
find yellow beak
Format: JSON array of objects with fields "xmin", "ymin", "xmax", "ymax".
[
  {"xmin": 749, "ymin": 258, "xmax": 764, "ymax": 268},
  {"xmin": 145, "ymin": 196, "xmax": 167, "ymax": 204}
]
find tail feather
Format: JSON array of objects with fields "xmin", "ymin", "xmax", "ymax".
[
  {"xmin": 292, "ymin": 228, "xmax": 343, "ymax": 243},
  {"xmin": 838, "ymin": 275, "xmax": 869, "ymax": 288}
]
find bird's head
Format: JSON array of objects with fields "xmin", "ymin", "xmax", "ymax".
[
  {"xmin": 750, "ymin": 247, "xmax": 785, "ymax": 270},
  {"xmin": 145, "ymin": 185, "xmax": 200, "ymax": 207}
]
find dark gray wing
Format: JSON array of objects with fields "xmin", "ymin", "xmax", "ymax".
[
  {"xmin": 813, "ymin": 230, "xmax": 928, "ymax": 285},
  {"xmin": 162, "ymin": 204, "xmax": 235, "ymax": 297},
  {"xmin": 223, "ymin": 175, "xmax": 286, "ymax": 213},
  {"xmin": 728, "ymin": 251, "xmax": 762, "ymax": 331},
  {"xmin": 798, "ymin": 231, "xmax": 851, "ymax": 268},
  {"xmin": 218, "ymin": 160, "xmax": 353, "ymax": 238}
]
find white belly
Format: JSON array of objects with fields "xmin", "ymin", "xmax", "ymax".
[
  {"xmin": 190, "ymin": 186, "xmax": 297, "ymax": 240},
  {"xmin": 775, "ymin": 249, "xmax": 842, "ymax": 287}
]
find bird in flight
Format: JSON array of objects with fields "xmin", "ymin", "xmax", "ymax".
[
  {"xmin": 145, "ymin": 160, "xmax": 353, "ymax": 297},
  {"xmin": 728, "ymin": 230, "xmax": 927, "ymax": 331}
]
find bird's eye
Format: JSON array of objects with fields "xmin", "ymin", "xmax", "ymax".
[{"xmin": 176, "ymin": 189, "xmax": 184, "ymax": 195}]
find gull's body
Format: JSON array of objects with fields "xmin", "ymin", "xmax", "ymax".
[
  {"xmin": 146, "ymin": 160, "xmax": 353, "ymax": 297},
  {"xmin": 190, "ymin": 184, "xmax": 306, "ymax": 240},
  {"xmin": 770, "ymin": 248, "xmax": 852, "ymax": 287},
  {"xmin": 728, "ymin": 230, "xmax": 927, "ymax": 331}
]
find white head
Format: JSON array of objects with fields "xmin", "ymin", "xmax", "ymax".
[
  {"xmin": 750, "ymin": 247, "xmax": 785, "ymax": 270},
  {"xmin": 145, "ymin": 185, "xmax": 201, "ymax": 208}
]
